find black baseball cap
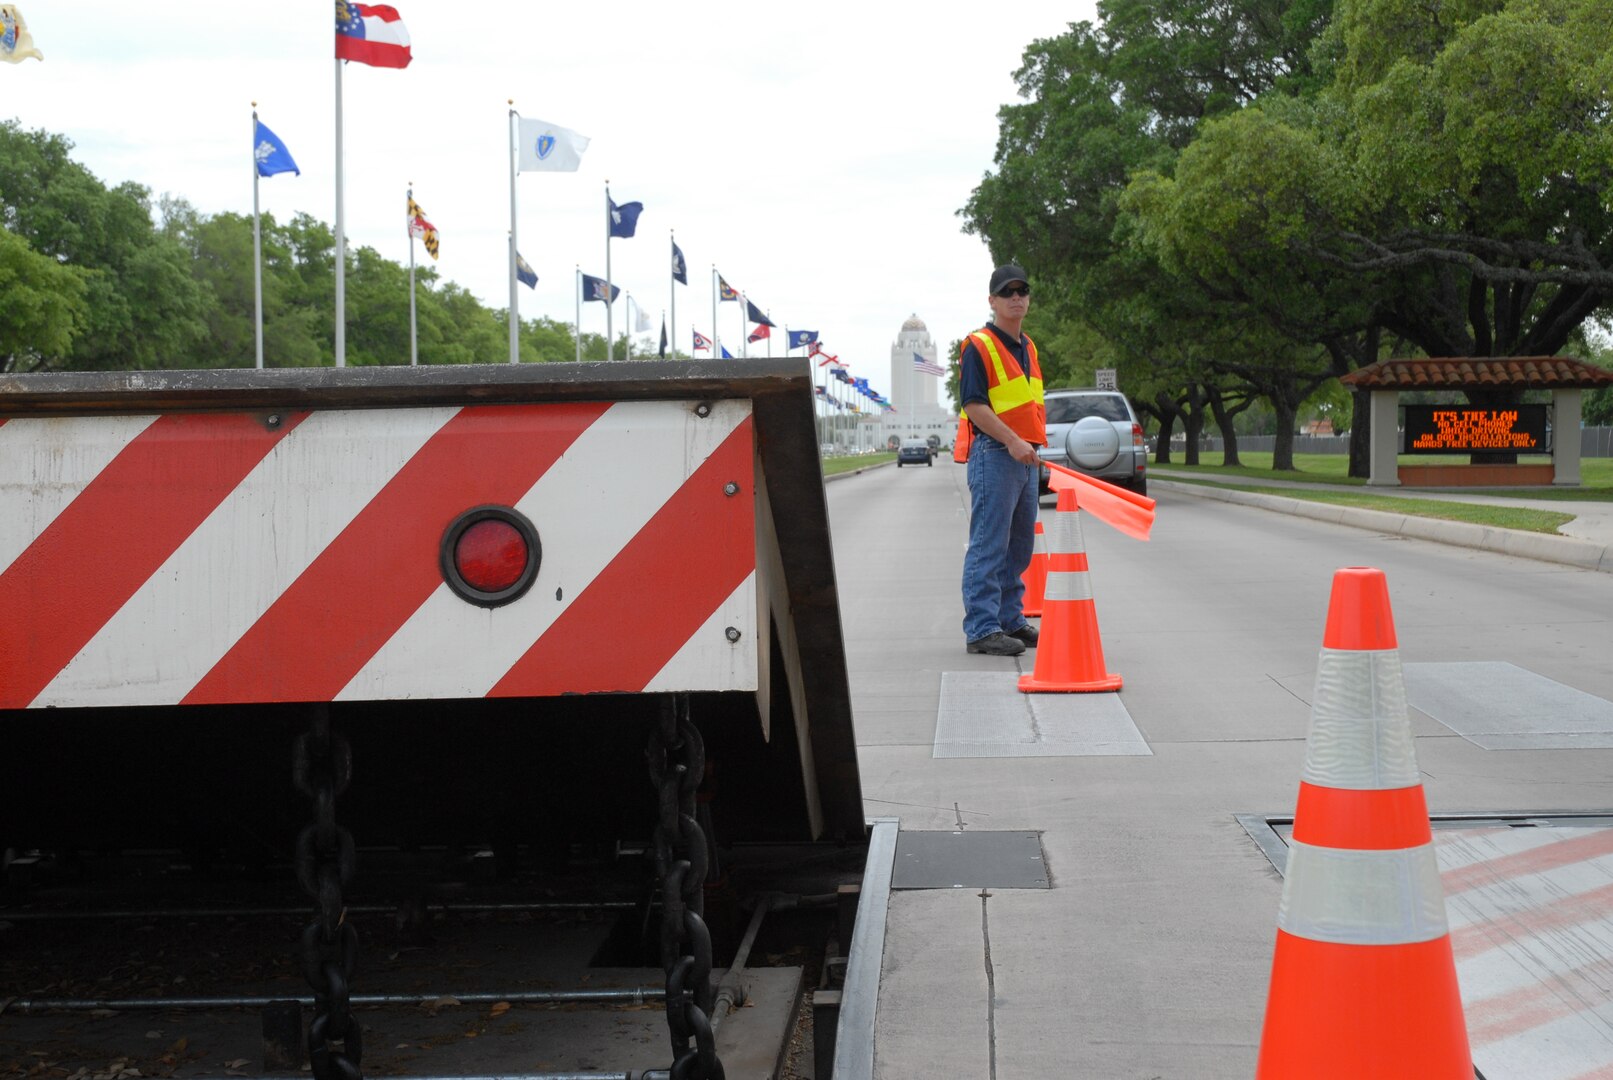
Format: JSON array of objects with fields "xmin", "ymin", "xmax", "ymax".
[{"xmin": 989, "ymin": 264, "xmax": 1029, "ymax": 293}]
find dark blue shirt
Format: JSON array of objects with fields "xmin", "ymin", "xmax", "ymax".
[{"xmin": 959, "ymin": 323, "xmax": 1030, "ymax": 411}]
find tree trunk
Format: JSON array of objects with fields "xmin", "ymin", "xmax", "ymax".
[
  {"xmin": 1272, "ymin": 391, "xmax": 1300, "ymax": 471},
  {"xmin": 1207, "ymin": 386, "xmax": 1242, "ymax": 467},
  {"xmin": 1348, "ymin": 387, "xmax": 1372, "ymax": 478},
  {"xmin": 1153, "ymin": 415, "xmax": 1177, "ymax": 464},
  {"xmin": 1182, "ymin": 383, "xmax": 1206, "ymax": 466}
]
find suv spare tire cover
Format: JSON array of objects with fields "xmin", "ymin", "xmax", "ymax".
[{"xmin": 1065, "ymin": 415, "xmax": 1119, "ymax": 469}]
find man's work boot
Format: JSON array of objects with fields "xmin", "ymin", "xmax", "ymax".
[{"xmin": 966, "ymin": 631, "xmax": 1026, "ymax": 656}]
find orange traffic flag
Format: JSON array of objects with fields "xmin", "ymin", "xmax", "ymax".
[{"xmin": 1044, "ymin": 462, "xmax": 1154, "ymax": 541}]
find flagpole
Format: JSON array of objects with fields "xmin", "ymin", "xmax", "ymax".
[
  {"xmin": 710, "ymin": 266, "xmax": 718, "ymax": 360},
  {"xmin": 624, "ymin": 293, "xmax": 633, "ymax": 361},
  {"xmin": 574, "ymin": 266, "xmax": 582, "ymax": 363},
  {"xmin": 508, "ymin": 102, "xmax": 520, "ymax": 364},
  {"xmin": 766, "ymin": 311, "xmax": 773, "ymax": 358},
  {"xmin": 604, "ymin": 182, "xmax": 614, "ymax": 362},
  {"xmin": 252, "ymin": 104, "xmax": 264, "ymax": 370},
  {"xmin": 669, "ymin": 231, "xmax": 676, "ymax": 362},
  {"xmin": 334, "ymin": 59, "xmax": 346, "ymax": 367},
  {"xmin": 407, "ymin": 184, "xmax": 418, "ymax": 366},
  {"xmin": 739, "ymin": 292, "xmax": 748, "ymax": 359}
]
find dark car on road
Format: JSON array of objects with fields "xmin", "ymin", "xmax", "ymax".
[{"xmin": 897, "ymin": 439, "xmax": 932, "ymax": 467}]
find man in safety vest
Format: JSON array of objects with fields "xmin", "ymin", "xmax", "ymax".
[{"xmin": 956, "ymin": 264, "xmax": 1046, "ymax": 655}]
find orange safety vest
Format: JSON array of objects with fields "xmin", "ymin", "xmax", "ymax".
[{"xmin": 952, "ymin": 327, "xmax": 1046, "ymax": 463}]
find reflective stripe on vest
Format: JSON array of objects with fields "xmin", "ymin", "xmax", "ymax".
[{"xmin": 1277, "ymin": 839, "xmax": 1449, "ymax": 945}]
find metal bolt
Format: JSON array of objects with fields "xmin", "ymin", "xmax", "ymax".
[
  {"xmin": 723, "ymin": 482, "xmax": 740, "ymax": 497},
  {"xmin": 266, "ymin": 414, "xmax": 282, "ymax": 428},
  {"xmin": 725, "ymin": 627, "xmax": 742, "ymax": 643},
  {"xmin": 695, "ymin": 403, "xmax": 712, "ymax": 418}
]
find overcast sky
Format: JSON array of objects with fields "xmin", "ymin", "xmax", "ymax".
[{"xmin": 8, "ymin": 1, "xmax": 1093, "ymax": 401}]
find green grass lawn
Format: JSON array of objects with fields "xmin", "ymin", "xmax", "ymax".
[
  {"xmin": 1148, "ymin": 451, "xmax": 1606, "ymax": 533},
  {"xmin": 822, "ymin": 452, "xmax": 896, "ymax": 476},
  {"xmin": 1152, "ymin": 451, "xmax": 1613, "ymax": 500}
]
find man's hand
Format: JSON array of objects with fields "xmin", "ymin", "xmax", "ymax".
[{"xmin": 1006, "ymin": 436, "xmax": 1039, "ymax": 466}]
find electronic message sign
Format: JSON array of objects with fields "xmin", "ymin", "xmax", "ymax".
[{"xmin": 1402, "ymin": 404, "xmax": 1549, "ymax": 455}]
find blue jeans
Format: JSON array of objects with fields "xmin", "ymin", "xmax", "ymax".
[{"xmin": 961, "ymin": 432, "xmax": 1039, "ymax": 642}]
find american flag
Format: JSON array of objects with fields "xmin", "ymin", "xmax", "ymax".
[{"xmin": 912, "ymin": 352, "xmax": 947, "ymax": 377}]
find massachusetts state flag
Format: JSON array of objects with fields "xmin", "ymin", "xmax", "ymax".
[
  {"xmin": 748, "ymin": 324, "xmax": 770, "ymax": 343},
  {"xmin": 516, "ymin": 252, "xmax": 538, "ymax": 289},
  {"xmin": 788, "ymin": 329, "xmax": 818, "ymax": 349},
  {"xmin": 693, "ymin": 330, "xmax": 713, "ymax": 352},
  {"xmin": 581, "ymin": 273, "xmax": 618, "ymax": 303},
  {"xmin": 336, "ymin": 3, "xmax": 412, "ymax": 68},
  {"xmin": 407, "ymin": 196, "xmax": 438, "ymax": 260},
  {"xmin": 718, "ymin": 276, "xmax": 739, "ymax": 302}
]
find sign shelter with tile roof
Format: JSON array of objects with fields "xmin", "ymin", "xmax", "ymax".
[{"xmin": 1340, "ymin": 358, "xmax": 1613, "ymax": 487}]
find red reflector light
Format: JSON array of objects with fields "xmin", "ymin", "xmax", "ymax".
[{"xmin": 454, "ymin": 519, "xmax": 528, "ymax": 593}]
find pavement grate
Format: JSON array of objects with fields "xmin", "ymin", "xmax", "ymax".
[
  {"xmin": 1404, "ymin": 662, "xmax": 1613, "ymax": 750},
  {"xmin": 890, "ymin": 830, "xmax": 1050, "ymax": 890},
  {"xmin": 933, "ymin": 672, "xmax": 1152, "ymax": 758}
]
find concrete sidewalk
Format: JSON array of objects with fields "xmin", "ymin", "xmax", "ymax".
[{"xmin": 1149, "ymin": 468, "xmax": 1613, "ymax": 573}]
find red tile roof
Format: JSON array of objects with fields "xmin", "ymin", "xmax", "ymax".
[{"xmin": 1341, "ymin": 357, "xmax": 1613, "ymax": 390}]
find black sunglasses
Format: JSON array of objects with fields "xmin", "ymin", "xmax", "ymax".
[{"xmin": 994, "ymin": 285, "xmax": 1031, "ymax": 298}]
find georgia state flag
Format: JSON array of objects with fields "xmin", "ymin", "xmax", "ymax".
[{"xmin": 336, "ymin": 3, "xmax": 412, "ymax": 69}]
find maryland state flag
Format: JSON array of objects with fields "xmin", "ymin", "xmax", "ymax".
[{"xmin": 407, "ymin": 196, "xmax": 438, "ymax": 260}]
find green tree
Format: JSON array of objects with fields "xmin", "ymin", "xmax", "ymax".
[
  {"xmin": 0, "ymin": 225, "xmax": 89, "ymax": 371},
  {"xmin": 0, "ymin": 122, "xmax": 210, "ymax": 370}
]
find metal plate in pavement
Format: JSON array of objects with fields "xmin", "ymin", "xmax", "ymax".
[
  {"xmin": 891, "ymin": 830, "xmax": 1050, "ymax": 890},
  {"xmin": 934, "ymin": 672, "xmax": 1151, "ymax": 758},
  {"xmin": 1403, "ymin": 662, "xmax": 1613, "ymax": 750}
]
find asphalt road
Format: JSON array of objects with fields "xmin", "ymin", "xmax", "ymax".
[{"xmin": 826, "ymin": 459, "xmax": 1613, "ymax": 1079}]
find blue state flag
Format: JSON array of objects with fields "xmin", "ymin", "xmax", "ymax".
[
  {"xmin": 516, "ymin": 252, "xmax": 538, "ymax": 290},
  {"xmin": 581, "ymin": 272, "xmax": 619, "ymax": 303},
  {"xmin": 608, "ymin": 197, "xmax": 643, "ymax": 239},
  {"xmin": 721, "ymin": 344, "xmax": 735, "ymax": 359},
  {"xmin": 253, "ymin": 120, "xmax": 300, "ymax": 178},
  {"xmin": 745, "ymin": 300, "xmax": 774, "ymax": 327},
  {"xmin": 671, "ymin": 240, "xmax": 687, "ymax": 285},
  {"xmin": 788, "ymin": 329, "xmax": 818, "ymax": 349}
]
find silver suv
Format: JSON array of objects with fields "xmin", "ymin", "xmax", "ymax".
[{"xmin": 1038, "ymin": 389, "xmax": 1147, "ymax": 496}]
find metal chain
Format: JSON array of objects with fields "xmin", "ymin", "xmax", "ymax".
[
  {"xmin": 647, "ymin": 695, "xmax": 725, "ymax": 1080},
  {"xmin": 292, "ymin": 706, "xmax": 362, "ymax": 1080}
]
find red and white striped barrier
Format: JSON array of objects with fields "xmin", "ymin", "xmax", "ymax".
[{"xmin": 0, "ymin": 400, "xmax": 758, "ymax": 708}]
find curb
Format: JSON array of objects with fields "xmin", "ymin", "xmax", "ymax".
[{"xmin": 1151, "ymin": 478, "xmax": 1613, "ymax": 574}]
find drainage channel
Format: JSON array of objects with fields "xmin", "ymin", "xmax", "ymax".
[{"xmin": 1239, "ymin": 811, "xmax": 1613, "ymax": 1080}]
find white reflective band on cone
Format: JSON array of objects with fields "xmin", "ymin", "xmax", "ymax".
[
  {"xmin": 1277, "ymin": 839, "xmax": 1449, "ymax": 945},
  {"xmin": 1049, "ymin": 511, "xmax": 1085, "ymax": 555},
  {"xmin": 1033, "ymin": 531, "xmax": 1047, "ymax": 555},
  {"xmin": 1302, "ymin": 649, "xmax": 1420, "ymax": 790},
  {"xmin": 1044, "ymin": 571, "xmax": 1094, "ymax": 602}
]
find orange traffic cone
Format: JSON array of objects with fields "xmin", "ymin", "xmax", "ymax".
[
  {"xmin": 1018, "ymin": 488, "xmax": 1122, "ymax": 693},
  {"xmin": 1255, "ymin": 567, "xmax": 1471, "ymax": 1079},
  {"xmin": 1020, "ymin": 521, "xmax": 1048, "ymax": 617}
]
